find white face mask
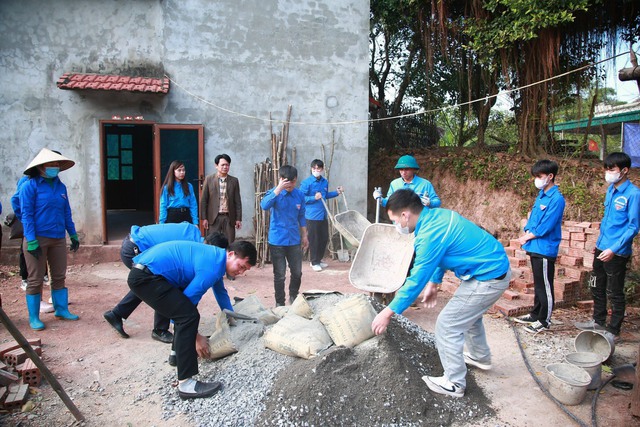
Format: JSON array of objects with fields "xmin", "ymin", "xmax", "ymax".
[
  {"xmin": 605, "ymin": 171, "xmax": 621, "ymax": 184},
  {"xmin": 312, "ymin": 170, "xmax": 322, "ymax": 178},
  {"xmin": 394, "ymin": 215, "xmax": 410, "ymax": 235},
  {"xmin": 534, "ymin": 177, "xmax": 548, "ymax": 190}
]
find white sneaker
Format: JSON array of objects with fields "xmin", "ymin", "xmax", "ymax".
[
  {"xmin": 311, "ymin": 264, "xmax": 322, "ymax": 272},
  {"xmin": 422, "ymin": 375, "xmax": 465, "ymax": 398},
  {"xmin": 20, "ymin": 280, "xmax": 28, "ymax": 291},
  {"xmin": 319, "ymin": 262, "xmax": 328, "ymax": 268},
  {"xmin": 463, "ymin": 352, "xmax": 492, "ymax": 370},
  {"xmin": 40, "ymin": 301, "xmax": 54, "ymax": 314}
]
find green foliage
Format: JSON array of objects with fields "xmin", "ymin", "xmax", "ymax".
[{"xmin": 465, "ymin": 0, "xmax": 594, "ymax": 58}]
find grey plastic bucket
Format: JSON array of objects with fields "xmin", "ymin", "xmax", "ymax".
[
  {"xmin": 545, "ymin": 363, "xmax": 591, "ymax": 406},
  {"xmin": 564, "ymin": 352, "xmax": 602, "ymax": 390},
  {"xmin": 574, "ymin": 330, "xmax": 615, "ymax": 363}
]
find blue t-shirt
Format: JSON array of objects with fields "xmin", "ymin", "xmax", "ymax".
[
  {"xmin": 133, "ymin": 241, "xmax": 231, "ymax": 311},
  {"xmin": 382, "ymin": 175, "xmax": 441, "ymax": 208},
  {"xmin": 159, "ymin": 181, "xmax": 199, "ymax": 224},
  {"xmin": 20, "ymin": 176, "xmax": 76, "ymax": 241},
  {"xmin": 596, "ymin": 179, "xmax": 640, "ymax": 256},
  {"xmin": 130, "ymin": 222, "xmax": 203, "ymax": 251},
  {"xmin": 522, "ymin": 185, "xmax": 565, "ymax": 258},
  {"xmin": 389, "ymin": 208, "xmax": 510, "ymax": 314},
  {"xmin": 299, "ymin": 175, "xmax": 339, "ymax": 221},
  {"xmin": 260, "ymin": 187, "xmax": 306, "ymax": 246}
]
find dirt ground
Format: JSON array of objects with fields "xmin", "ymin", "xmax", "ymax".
[{"xmin": 0, "ymin": 256, "xmax": 638, "ymax": 426}]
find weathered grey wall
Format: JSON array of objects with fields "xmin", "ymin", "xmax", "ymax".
[{"xmin": 0, "ymin": 0, "xmax": 369, "ymax": 245}]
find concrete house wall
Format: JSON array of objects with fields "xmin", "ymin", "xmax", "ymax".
[{"xmin": 0, "ymin": 0, "xmax": 369, "ymax": 246}]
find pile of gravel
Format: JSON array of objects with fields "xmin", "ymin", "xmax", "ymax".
[{"xmin": 158, "ymin": 294, "xmax": 494, "ymax": 426}]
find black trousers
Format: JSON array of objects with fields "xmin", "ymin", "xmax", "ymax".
[
  {"xmin": 166, "ymin": 208, "xmax": 192, "ymax": 224},
  {"xmin": 128, "ymin": 268, "xmax": 200, "ymax": 380},
  {"xmin": 529, "ymin": 254, "xmax": 555, "ymax": 327},
  {"xmin": 307, "ymin": 218, "xmax": 328, "ymax": 265},
  {"xmin": 115, "ymin": 236, "xmax": 170, "ymax": 331},
  {"xmin": 591, "ymin": 248, "xmax": 629, "ymax": 335}
]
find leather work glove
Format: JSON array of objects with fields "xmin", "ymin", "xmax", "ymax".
[
  {"xmin": 420, "ymin": 194, "xmax": 430, "ymax": 207},
  {"xmin": 27, "ymin": 240, "xmax": 42, "ymax": 260},
  {"xmin": 70, "ymin": 234, "xmax": 80, "ymax": 252},
  {"xmin": 372, "ymin": 188, "xmax": 382, "ymax": 200}
]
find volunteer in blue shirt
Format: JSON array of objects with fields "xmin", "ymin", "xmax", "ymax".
[
  {"xmin": 299, "ymin": 159, "xmax": 343, "ymax": 271},
  {"xmin": 103, "ymin": 222, "xmax": 205, "ymax": 341},
  {"xmin": 576, "ymin": 152, "xmax": 640, "ymax": 336},
  {"xmin": 260, "ymin": 165, "xmax": 308, "ymax": 306},
  {"xmin": 372, "ymin": 154, "xmax": 441, "ymax": 209},
  {"xmin": 20, "ymin": 148, "xmax": 80, "ymax": 330},
  {"xmin": 159, "ymin": 160, "xmax": 199, "ymax": 225},
  {"xmin": 127, "ymin": 239, "xmax": 257, "ymax": 399},
  {"xmin": 372, "ymin": 189, "xmax": 511, "ymax": 398},
  {"xmin": 514, "ymin": 160, "xmax": 565, "ymax": 333}
]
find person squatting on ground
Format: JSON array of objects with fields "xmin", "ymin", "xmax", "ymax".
[
  {"xmin": 575, "ymin": 152, "xmax": 640, "ymax": 336},
  {"xmin": 159, "ymin": 160, "xmax": 198, "ymax": 225},
  {"xmin": 372, "ymin": 154, "xmax": 441, "ymax": 209},
  {"xmin": 20, "ymin": 148, "xmax": 80, "ymax": 330},
  {"xmin": 103, "ymin": 222, "xmax": 206, "ymax": 343},
  {"xmin": 260, "ymin": 165, "xmax": 308, "ymax": 306},
  {"xmin": 299, "ymin": 159, "xmax": 343, "ymax": 272},
  {"xmin": 127, "ymin": 240, "xmax": 257, "ymax": 399},
  {"xmin": 200, "ymin": 153, "xmax": 242, "ymax": 245},
  {"xmin": 514, "ymin": 160, "xmax": 565, "ymax": 334},
  {"xmin": 371, "ymin": 189, "xmax": 511, "ymax": 398}
]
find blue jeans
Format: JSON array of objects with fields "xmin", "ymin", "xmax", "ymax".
[
  {"xmin": 270, "ymin": 244, "xmax": 303, "ymax": 305},
  {"xmin": 434, "ymin": 271, "xmax": 511, "ymax": 388}
]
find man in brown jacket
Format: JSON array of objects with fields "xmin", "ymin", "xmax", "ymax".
[{"xmin": 200, "ymin": 154, "xmax": 242, "ymax": 245}]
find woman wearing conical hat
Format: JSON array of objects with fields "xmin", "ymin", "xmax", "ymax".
[{"xmin": 20, "ymin": 148, "xmax": 80, "ymax": 330}]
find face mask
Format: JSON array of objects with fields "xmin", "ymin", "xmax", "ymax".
[
  {"xmin": 605, "ymin": 171, "xmax": 621, "ymax": 184},
  {"xmin": 394, "ymin": 216, "xmax": 410, "ymax": 235},
  {"xmin": 44, "ymin": 167, "xmax": 60, "ymax": 178},
  {"xmin": 312, "ymin": 170, "xmax": 322, "ymax": 178},
  {"xmin": 534, "ymin": 177, "xmax": 548, "ymax": 190}
]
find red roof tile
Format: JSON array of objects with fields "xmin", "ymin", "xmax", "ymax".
[{"xmin": 56, "ymin": 73, "xmax": 169, "ymax": 94}]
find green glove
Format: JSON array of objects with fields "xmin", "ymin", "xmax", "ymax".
[
  {"xmin": 27, "ymin": 240, "xmax": 42, "ymax": 259},
  {"xmin": 27, "ymin": 240, "xmax": 39, "ymax": 251},
  {"xmin": 70, "ymin": 234, "xmax": 80, "ymax": 252}
]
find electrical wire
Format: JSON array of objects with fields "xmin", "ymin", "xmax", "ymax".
[{"xmin": 165, "ymin": 50, "xmax": 634, "ymax": 126}]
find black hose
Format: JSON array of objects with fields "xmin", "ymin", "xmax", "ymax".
[
  {"xmin": 503, "ymin": 312, "xmax": 589, "ymax": 427},
  {"xmin": 591, "ymin": 362, "xmax": 637, "ymax": 427}
]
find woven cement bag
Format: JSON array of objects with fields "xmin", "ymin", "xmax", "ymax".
[
  {"xmin": 263, "ymin": 314, "xmax": 333, "ymax": 359},
  {"xmin": 318, "ymin": 294, "xmax": 377, "ymax": 347},
  {"xmin": 208, "ymin": 311, "xmax": 238, "ymax": 360},
  {"xmin": 290, "ymin": 294, "xmax": 314, "ymax": 319},
  {"xmin": 233, "ymin": 295, "xmax": 280, "ymax": 325}
]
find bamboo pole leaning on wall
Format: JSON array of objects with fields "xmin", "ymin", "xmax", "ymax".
[{"xmin": 254, "ymin": 106, "xmax": 293, "ymax": 266}]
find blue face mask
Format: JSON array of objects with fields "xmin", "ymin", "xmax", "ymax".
[{"xmin": 44, "ymin": 167, "xmax": 60, "ymax": 178}]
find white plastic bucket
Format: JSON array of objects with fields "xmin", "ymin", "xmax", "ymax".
[
  {"xmin": 564, "ymin": 352, "xmax": 602, "ymax": 390},
  {"xmin": 574, "ymin": 330, "xmax": 615, "ymax": 363},
  {"xmin": 545, "ymin": 363, "xmax": 591, "ymax": 406}
]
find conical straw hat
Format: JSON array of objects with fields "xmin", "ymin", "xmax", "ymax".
[{"xmin": 24, "ymin": 148, "xmax": 75, "ymax": 175}]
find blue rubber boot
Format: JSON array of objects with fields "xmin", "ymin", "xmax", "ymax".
[
  {"xmin": 26, "ymin": 294, "xmax": 45, "ymax": 330},
  {"xmin": 51, "ymin": 288, "xmax": 79, "ymax": 321}
]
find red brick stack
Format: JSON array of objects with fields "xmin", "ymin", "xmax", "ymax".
[
  {"xmin": 493, "ymin": 220, "xmax": 599, "ymax": 317},
  {"xmin": 0, "ymin": 338, "xmax": 42, "ymax": 410}
]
